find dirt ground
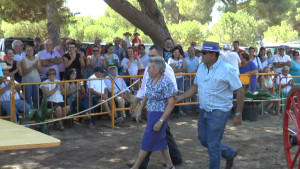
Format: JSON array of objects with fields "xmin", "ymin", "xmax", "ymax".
[{"xmin": 0, "ymin": 112, "xmax": 288, "ymax": 169}]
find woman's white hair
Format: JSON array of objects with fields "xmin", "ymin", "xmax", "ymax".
[
  {"xmin": 12, "ymin": 40, "xmax": 22, "ymax": 49},
  {"xmin": 149, "ymin": 56, "xmax": 166, "ymax": 74}
]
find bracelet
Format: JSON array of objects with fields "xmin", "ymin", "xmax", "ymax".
[
  {"xmin": 159, "ymin": 118, "xmax": 164, "ymax": 123},
  {"xmin": 235, "ymin": 112, "xmax": 241, "ymax": 117}
]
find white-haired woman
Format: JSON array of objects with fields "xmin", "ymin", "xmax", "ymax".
[{"xmin": 131, "ymin": 56, "xmax": 175, "ymax": 169}]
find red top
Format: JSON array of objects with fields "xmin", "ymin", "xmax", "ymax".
[
  {"xmin": 132, "ymin": 38, "xmax": 142, "ymax": 46},
  {"xmin": 232, "ymin": 48, "xmax": 246, "ymax": 56}
]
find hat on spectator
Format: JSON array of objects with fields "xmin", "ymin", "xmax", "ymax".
[
  {"xmin": 191, "ymin": 41, "xmax": 197, "ymax": 46},
  {"xmin": 107, "ymin": 62, "xmax": 117, "ymax": 69},
  {"xmin": 1, "ymin": 62, "xmax": 12, "ymax": 70},
  {"xmin": 279, "ymin": 45, "xmax": 285, "ymax": 50},
  {"xmin": 123, "ymin": 32, "xmax": 132, "ymax": 36},
  {"xmin": 223, "ymin": 43, "xmax": 231, "ymax": 50},
  {"xmin": 93, "ymin": 67, "xmax": 104, "ymax": 73},
  {"xmin": 202, "ymin": 41, "xmax": 220, "ymax": 52},
  {"xmin": 133, "ymin": 31, "xmax": 140, "ymax": 36},
  {"xmin": 34, "ymin": 37, "xmax": 41, "ymax": 42}
]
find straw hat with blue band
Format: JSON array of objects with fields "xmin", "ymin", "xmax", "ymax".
[{"xmin": 201, "ymin": 41, "xmax": 220, "ymax": 52}]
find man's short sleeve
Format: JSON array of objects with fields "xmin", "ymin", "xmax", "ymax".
[
  {"xmin": 0, "ymin": 64, "xmax": 4, "ymax": 77},
  {"xmin": 226, "ymin": 66, "xmax": 242, "ymax": 91}
]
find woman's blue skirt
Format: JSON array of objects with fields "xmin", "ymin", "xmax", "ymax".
[{"xmin": 141, "ymin": 111, "xmax": 169, "ymax": 151}]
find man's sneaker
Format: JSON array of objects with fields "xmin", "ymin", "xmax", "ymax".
[
  {"xmin": 114, "ymin": 117, "xmax": 124, "ymax": 126},
  {"xmin": 225, "ymin": 151, "xmax": 237, "ymax": 169}
]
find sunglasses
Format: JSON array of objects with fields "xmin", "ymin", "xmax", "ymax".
[{"xmin": 201, "ymin": 51, "xmax": 211, "ymax": 55}]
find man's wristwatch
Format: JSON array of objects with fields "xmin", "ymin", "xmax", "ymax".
[
  {"xmin": 235, "ymin": 112, "xmax": 241, "ymax": 117},
  {"xmin": 159, "ymin": 118, "xmax": 164, "ymax": 123}
]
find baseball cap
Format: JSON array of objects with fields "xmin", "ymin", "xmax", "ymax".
[
  {"xmin": 34, "ymin": 37, "xmax": 41, "ymax": 42},
  {"xmin": 107, "ymin": 62, "xmax": 117, "ymax": 69},
  {"xmin": 223, "ymin": 43, "xmax": 231, "ymax": 50}
]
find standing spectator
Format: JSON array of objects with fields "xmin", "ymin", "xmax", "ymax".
[
  {"xmin": 123, "ymin": 32, "xmax": 132, "ymax": 48},
  {"xmin": 54, "ymin": 37, "xmax": 68, "ymax": 80},
  {"xmin": 5, "ymin": 49, "xmax": 22, "ymax": 82},
  {"xmin": 38, "ymin": 39, "xmax": 63, "ymax": 81},
  {"xmin": 63, "ymin": 42, "xmax": 85, "ymax": 79},
  {"xmin": 239, "ymin": 52, "xmax": 259, "ymax": 92},
  {"xmin": 86, "ymin": 37, "xmax": 101, "ymax": 56},
  {"xmin": 12, "ymin": 40, "xmax": 26, "ymax": 62},
  {"xmin": 76, "ymin": 40, "xmax": 86, "ymax": 56},
  {"xmin": 191, "ymin": 41, "xmax": 197, "ymax": 48},
  {"xmin": 138, "ymin": 44, "xmax": 149, "ymax": 67},
  {"xmin": 132, "ymin": 32, "xmax": 142, "ymax": 47},
  {"xmin": 184, "ymin": 46, "xmax": 199, "ymax": 112},
  {"xmin": 289, "ymin": 51, "xmax": 300, "ymax": 84},
  {"xmin": 21, "ymin": 46, "xmax": 43, "ymax": 109},
  {"xmin": 0, "ymin": 62, "xmax": 30, "ymax": 123},
  {"xmin": 113, "ymin": 37, "xmax": 123, "ymax": 61},
  {"xmin": 104, "ymin": 43, "xmax": 121, "ymax": 72},
  {"xmin": 120, "ymin": 40, "xmax": 128, "ymax": 60},
  {"xmin": 267, "ymin": 50, "xmax": 274, "ymax": 66},
  {"xmin": 175, "ymin": 41, "xmax": 244, "ymax": 169},
  {"xmin": 40, "ymin": 68, "xmax": 70, "ymax": 130},
  {"xmin": 163, "ymin": 38, "xmax": 173, "ymax": 62},
  {"xmin": 258, "ymin": 47, "xmax": 268, "ymax": 70},
  {"xmin": 130, "ymin": 57, "xmax": 176, "ymax": 169},
  {"xmin": 249, "ymin": 47, "xmax": 262, "ymax": 72},
  {"xmin": 33, "ymin": 37, "xmax": 44, "ymax": 55},
  {"xmin": 273, "ymin": 46, "xmax": 292, "ymax": 73},
  {"xmin": 220, "ymin": 43, "xmax": 241, "ymax": 74},
  {"xmin": 232, "ymin": 40, "xmax": 246, "ymax": 56},
  {"xmin": 85, "ymin": 45, "xmax": 106, "ymax": 79},
  {"xmin": 195, "ymin": 49, "xmax": 202, "ymax": 62},
  {"xmin": 121, "ymin": 47, "xmax": 143, "ymax": 76}
]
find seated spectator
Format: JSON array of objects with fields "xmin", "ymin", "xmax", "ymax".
[
  {"xmin": 138, "ymin": 44, "xmax": 149, "ymax": 67},
  {"xmin": 33, "ymin": 37, "xmax": 44, "ymax": 55},
  {"xmin": 277, "ymin": 66, "xmax": 295, "ymax": 98},
  {"xmin": 273, "ymin": 46, "xmax": 292, "ymax": 73},
  {"xmin": 21, "ymin": 45, "xmax": 43, "ymax": 109},
  {"xmin": 5, "ymin": 49, "xmax": 22, "ymax": 82},
  {"xmin": 121, "ymin": 47, "xmax": 143, "ymax": 76},
  {"xmin": 105, "ymin": 63, "xmax": 132, "ymax": 118},
  {"xmin": 85, "ymin": 45, "xmax": 106, "ymax": 79},
  {"xmin": 289, "ymin": 51, "xmax": 300, "ymax": 84},
  {"xmin": 0, "ymin": 62, "xmax": 30, "ymax": 123},
  {"xmin": 258, "ymin": 47, "xmax": 268, "ymax": 70},
  {"xmin": 64, "ymin": 68, "xmax": 94, "ymax": 129},
  {"xmin": 40, "ymin": 68, "xmax": 70, "ymax": 131},
  {"xmin": 104, "ymin": 43, "xmax": 121, "ymax": 73},
  {"xmin": 239, "ymin": 52, "xmax": 258, "ymax": 92},
  {"xmin": 38, "ymin": 39, "xmax": 63, "ymax": 81},
  {"xmin": 63, "ymin": 42, "xmax": 85, "ymax": 79},
  {"xmin": 260, "ymin": 66, "xmax": 274, "ymax": 93},
  {"xmin": 87, "ymin": 67, "xmax": 124, "ymax": 125}
]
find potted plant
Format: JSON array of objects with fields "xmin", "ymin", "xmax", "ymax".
[{"xmin": 21, "ymin": 99, "xmax": 56, "ymax": 135}]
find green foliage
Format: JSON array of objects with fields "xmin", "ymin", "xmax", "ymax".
[
  {"xmin": 1, "ymin": 20, "xmax": 48, "ymax": 40},
  {"xmin": 264, "ymin": 21, "xmax": 298, "ymax": 43},
  {"xmin": 21, "ymin": 99, "xmax": 56, "ymax": 135},
  {"xmin": 208, "ymin": 10, "xmax": 257, "ymax": 46},
  {"xmin": 168, "ymin": 20, "xmax": 208, "ymax": 48}
]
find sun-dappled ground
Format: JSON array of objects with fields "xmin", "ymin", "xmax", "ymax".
[{"xmin": 0, "ymin": 112, "xmax": 287, "ymax": 169}]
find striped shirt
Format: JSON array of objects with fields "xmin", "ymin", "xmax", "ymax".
[{"xmin": 194, "ymin": 59, "xmax": 242, "ymax": 112}]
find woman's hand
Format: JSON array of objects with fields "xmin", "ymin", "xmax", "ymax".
[{"xmin": 153, "ymin": 121, "xmax": 163, "ymax": 132}]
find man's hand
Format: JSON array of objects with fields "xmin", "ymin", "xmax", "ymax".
[
  {"xmin": 130, "ymin": 101, "xmax": 138, "ymax": 114},
  {"xmin": 153, "ymin": 121, "xmax": 163, "ymax": 132},
  {"xmin": 233, "ymin": 116, "xmax": 242, "ymax": 126},
  {"xmin": 174, "ymin": 95, "xmax": 183, "ymax": 103}
]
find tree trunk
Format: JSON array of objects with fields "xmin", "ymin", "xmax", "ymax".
[
  {"xmin": 46, "ymin": 1, "xmax": 60, "ymax": 46},
  {"xmin": 104, "ymin": 0, "xmax": 171, "ymax": 47}
]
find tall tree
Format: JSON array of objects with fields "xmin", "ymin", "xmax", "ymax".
[
  {"xmin": 104, "ymin": 0, "xmax": 171, "ymax": 46},
  {"xmin": 264, "ymin": 21, "xmax": 298, "ymax": 43},
  {"xmin": 0, "ymin": 0, "xmax": 73, "ymax": 46}
]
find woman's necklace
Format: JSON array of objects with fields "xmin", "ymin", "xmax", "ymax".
[{"xmin": 153, "ymin": 73, "xmax": 163, "ymax": 85}]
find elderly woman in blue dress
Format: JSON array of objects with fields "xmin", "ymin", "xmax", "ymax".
[{"xmin": 131, "ymin": 56, "xmax": 175, "ymax": 169}]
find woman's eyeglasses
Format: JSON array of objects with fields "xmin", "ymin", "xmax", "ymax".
[
  {"xmin": 48, "ymin": 73, "xmax": 56, "ymax": 76},
  {"xmin": 71, "ymin": 71, "xmax": 77, "ymax": 75}
]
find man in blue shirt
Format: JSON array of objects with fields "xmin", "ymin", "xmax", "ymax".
[
  {"xmin": 239, "ymin": 52, "xmax": 258, "ymax": 92},
  {"xmin": 176, "ymin": 41, "xmax": 244, "ymax": 169}
]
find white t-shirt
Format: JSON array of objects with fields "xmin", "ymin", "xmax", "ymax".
[
  {"xmin": 40, "ymin": 79, "xmax": 64, "ymax": 103},
  {"xmin": 276, "ymin": 73, "xmax": 293, "ymax": 93},
  {"xmin": 220, "ymin": 50, "xmax": 241, "ymax": 74},
  {"xmin": 168, "ymin": 58, "xmax": 183, "ymax": 78},
  {"xmin": 273, "ymin": 54, "xmax": 292, "ymax": 73},
  {"xmin": 87, "ymin": 74, "xmax": 107, "ymax": 94},
  {"xmin": 1, "ymin": 80, "xmax": 20, "ymax": 101},
  {"xmin": 121, "ymin": 58, "xmax": 140, "ymax": 76}
]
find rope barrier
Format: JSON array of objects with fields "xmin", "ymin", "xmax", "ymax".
[{"xmin": 23, "ymin": 79, "xmax": 140, "ymax": 127}]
